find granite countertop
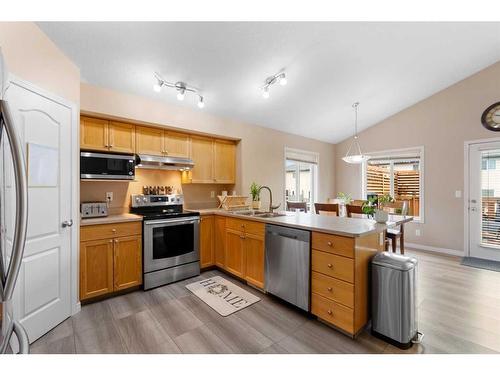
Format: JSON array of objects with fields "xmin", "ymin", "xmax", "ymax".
[
  {"xmin": 186, "ymin": 208, "xmax": 411, "ymax": 237},
  {"xmin": 80, "ymin": 213, "xmax": 143, "ymax": 226}
]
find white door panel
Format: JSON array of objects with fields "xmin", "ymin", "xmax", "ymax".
[
  {"xmin": 3, "ymin": 78, "xmax": 73, "ymax": 342},
  {"xmin": 468, "ymin": 141, "xmax": 500, "ymax": 261}
]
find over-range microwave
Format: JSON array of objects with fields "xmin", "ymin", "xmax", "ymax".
[{"xmin": 80, "ymin": 152, "xmax": 136, "ymax": 180}]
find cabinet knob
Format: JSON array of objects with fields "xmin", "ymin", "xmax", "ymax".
[
  {"xmin": 327, "ymin": 263, "xmax": 333, "ymax": 268},
  {"xmin": 327, "ymin": 310, "xmax": 332, "ymax": 315},
  {"xmin": 327, "ymin": 241, "xmax": 333, "ymax": 247},
  {"xmin": 114, "ymin": 239, "xmax": 118, "ymax": 243},
  {"xmin": 112, "ymin": 229, "xmax": 117, "ymax": 233},
  {"xmin": 327, "ymin": 287, "xmax": 332, "ymax": 292},
  {"xmin": 109, "ymin": 240, "xmax": 113, "ymax": 243}
]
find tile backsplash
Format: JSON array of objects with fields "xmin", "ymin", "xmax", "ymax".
[{"xmin": 80, "ymin": 169, "xmax": 234, "ymax": 214}]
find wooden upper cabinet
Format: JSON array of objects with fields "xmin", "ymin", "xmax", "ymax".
[
  {"xmin": 190, "ymin": 136, "xmax": 215, "ymax": 183},
  {"xmin": 81, "ymin": 116, "xmax": 136, "ymax": 153},
  {"xmin": 214, "ymin": 140, "xmax": 236, "ymax": 184},
  {"xmin": 113, "ymin": 235, "xmax": 142, "ymax": 291},
  {"xmin": 200, "ymin": 215, "xmax": 215, "ymax": 268},
  {"xmin": 165, "ymin": 131, "xmax": 190, "ymax": 158},
  {"xmin": 80, "ymin": 116, "xmax": 109, "ymax": 152},
  {"xmin": 136, "ymin": 126, "xmax": 164, "ymax": 156},
  {"xmin": 108, "ymin": 121, "xmax": 136, "ymax": 154},
  {"xmin": 80, "ymin": 238, "xmax": 114, "ymax": 300},
  {"xmin": 214, "ymin": 216, "xmax": 226, "ymax": 269}
]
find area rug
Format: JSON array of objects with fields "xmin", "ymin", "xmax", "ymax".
[
  {"xmin": 461, "ymin": 257, "xmax": 500, "ymax": 272},
  {"xmin": 186, "ymin": 276, "xmax": 260, "ymax": 316}
]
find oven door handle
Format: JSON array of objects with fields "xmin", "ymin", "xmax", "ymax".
[{"xmin": 144, "ymin": 218, "xmax": 200, "ymax": 226}]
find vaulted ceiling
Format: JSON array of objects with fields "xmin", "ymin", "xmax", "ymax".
[{"xmin": 38, "ymin": 22, "xmax": 500, "ymax": 143}]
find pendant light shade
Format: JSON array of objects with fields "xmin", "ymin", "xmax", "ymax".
[{"xmin": 342, "ymin": 102, "xmax": 370, "ymax": 164}]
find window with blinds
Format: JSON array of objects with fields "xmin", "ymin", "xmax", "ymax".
[{"xmin": 363, "ymin": 148, "xmax": 423, "ymax": 220}]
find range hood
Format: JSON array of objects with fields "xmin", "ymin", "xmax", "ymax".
[{"xmin": 135, "ymin": 154, "xmax": 195, "ymax": 171}]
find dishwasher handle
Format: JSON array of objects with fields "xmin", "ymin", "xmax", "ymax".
[
  {"xmin": 276, "ymin": 232, "xmax": 298, "ymax": 240},
  {"xmin": 265, "ymin": 224, "xmax": 310, "ymax": 243}
]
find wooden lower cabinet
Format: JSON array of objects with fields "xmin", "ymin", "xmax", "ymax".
[
  {"xmin": 200, "ymin": 215, "xmax": 215, "ymax": 268},
  {"xmin": 214, "ymin": 216, "xmax": 226, "ymax": 268},
  {"xmin": 80, "ymin": 238, "xmax": 114, "ymax": 300},
  {"xmin": 80, "ymin": 222, "xmax": 142, "ymax": 302},
  {"xmin": 244, "ymin": 233, "xmax": 265, "ymax": 288},
  {"xmin": 225, "ymin": 229, "xmax": 245, "ymax": 278},
  {"xmin": 223, "ymin": 220, "xmax": 265, "ymax": 288},
  {"xmin": 311, "ymin": 293, "xmax": 354, "ymax": 334},
  {"xmin": 310, "ymin": 230, "xmax": 383, "ymax": 336},
  {"xmin": 114, "ymin": 235, "xmax": 142, "ymax": 291}
]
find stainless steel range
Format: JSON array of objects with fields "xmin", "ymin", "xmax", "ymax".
[{"xmin": 130, "ymin": 192, "xmax": 200, "ymax": 290}]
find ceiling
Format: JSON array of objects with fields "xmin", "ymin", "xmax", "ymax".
[{"xmin": 38, "ymin": 22, "xmax": 500, "ymax": 144}]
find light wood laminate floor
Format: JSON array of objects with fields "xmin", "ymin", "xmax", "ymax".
[{"xmin": 30, "ymin": 249, "xmax": 500, "ymax": 354}]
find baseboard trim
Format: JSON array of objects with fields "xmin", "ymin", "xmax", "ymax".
[
  {"xmin": 72, "ymin": 302, "xmax": 81, "ymax": 316},
  {"xmin": 405, "ymin": 242, "xmax": 464, "ymax": 257}
]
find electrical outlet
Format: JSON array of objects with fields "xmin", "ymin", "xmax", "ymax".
[
  {"xmin": 106, "ymin": 192, "xmax": 113, "ymax": 202},
  {"xmin": 415, "ymin": 229, "xmax": 421, "ymax": 236},
  {"xmin": 210, "ymin": 191, "xmax": 215, "ymax": 198},
  {"xmin": 455, "ymin": 190, "xmax": 462, "ymax": 198}
]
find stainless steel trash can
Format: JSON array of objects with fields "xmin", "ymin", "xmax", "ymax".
[{"xmin": 371, "ymin": 252, "xmax": 421, "ymax": 349}]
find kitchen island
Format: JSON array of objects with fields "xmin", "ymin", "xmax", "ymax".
[{"xmin": 190, "ymin": 208, "xmax": 412, "ymax": 337}]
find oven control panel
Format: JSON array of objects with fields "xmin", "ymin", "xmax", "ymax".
[{"xmin": 131, "ymin": 194, "xmax": 184, "ymax": 207}]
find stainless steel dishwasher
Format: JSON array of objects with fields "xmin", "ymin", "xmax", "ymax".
[{"xmin": 265, "ymin": 224, "xmax": 311, "ymax": 311}]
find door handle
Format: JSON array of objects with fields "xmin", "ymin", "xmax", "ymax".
[{"xmin": 62, "ymin": 220, "xmax": 73, "ymax": 228}]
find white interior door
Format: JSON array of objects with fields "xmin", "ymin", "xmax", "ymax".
[
  {"xmin": 468, "ymin": 141, "xmax": 500, "ymax": 261},
  {"xmin": 3, "ymin": 78, "xmax": 74, "ymax": 342}
]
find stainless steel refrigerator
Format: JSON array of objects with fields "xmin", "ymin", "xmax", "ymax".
[{"xmin": 0, "ymin": 53, "xmax": 29, "ymax": 354}]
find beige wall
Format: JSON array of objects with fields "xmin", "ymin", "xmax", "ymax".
[
  {"xmin": 0, "ymin": 22, "xmax": 80, "ymax": 103},
  {"xmin": 335, "ymin": 61, "xmax": 500, "ymax": 255},
  {"xmin": 80, "ymin": 83, "xmax": 336, "ymax": 210}
]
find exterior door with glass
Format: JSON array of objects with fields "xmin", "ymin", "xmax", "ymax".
[{"xmin": 468, "ymin": 141, "xmax": 500, "ymax": 261}]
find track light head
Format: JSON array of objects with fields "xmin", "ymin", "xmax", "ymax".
[
  {"xmin": 197, "ymin": 96, "xmax": 205, "ymax": 109},
  {"xmin": 262, "ymin": 87, "xmax": 270, "ymax": 99},
  {"xmin": 278, "ymin": 73, "xmax": 287, "ymax": 86}
]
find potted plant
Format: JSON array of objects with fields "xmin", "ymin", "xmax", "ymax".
[
  {"xmin": 250, "ymin": 182, "xmax": 261, "ymax": 209},
  {"xmin": 361, "ymin": 197, "xmax": 377, "ymax": 218},
  {"xmin": 364, "ymin": 194, "xmax": 395, "ymax": 223},
  {"xmin": 336, "ymin": 192, "xmax": 352, "ymax": 205}
]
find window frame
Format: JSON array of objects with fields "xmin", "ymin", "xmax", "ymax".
[
  {"xmin": 284, "ymin": 147, "xmax": 319, "ymax": 211},
  {"xmin": 361, "ymin": 146, "xmax": 425, "ymax": 223}
]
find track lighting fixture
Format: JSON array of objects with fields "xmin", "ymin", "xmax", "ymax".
[
  {"xmin": 153, "ymin": 72, "xmax": 205, "ymax": 109},
  {"xmin": 261, "ymin": 71, "xmax": 287, "ymax": 99}
]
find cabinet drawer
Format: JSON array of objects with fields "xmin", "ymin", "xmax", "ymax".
[
  {"xmin": 311, "ymin": 271, "xmax": 354, "ymax": 308},
  {"xmin": 226, "ymin": 218, "xmax": 265, "ymax": 236},
  {"xmin": 312, "ymin": 232, "xmax": 354, "ymax": 258},
  {"xmin": 81, "ymin": 222, "xmax": 142, "ymax": 241},
  {"xmin": 311, "ymin": 250, "xmax": 354, "ymax": 283},
  {"xmin": 311, "ymin": 293, "xmax": 354, "ymax": 334}
]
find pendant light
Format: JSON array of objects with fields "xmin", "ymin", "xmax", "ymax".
[{"xmin": 342, "ymin": 102, "xmax": 371, "ymax": 164}]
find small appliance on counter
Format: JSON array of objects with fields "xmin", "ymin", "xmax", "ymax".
[
  {"xmin": 81, "ymin": 202, "xmax": 108, "ymax": 218},
  {"xmin": 130, "ymin": 187, "xmax": 200, "ymax": 290}
]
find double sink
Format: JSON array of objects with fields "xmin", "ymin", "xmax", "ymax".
[{"xmin": 231, "ymin": 210, "xmax": 287, "ymax": 218}]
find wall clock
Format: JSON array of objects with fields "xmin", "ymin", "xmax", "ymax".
[{"xmin": 482, "ymin": 102, "xmax": 500, "ymax": 131}]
